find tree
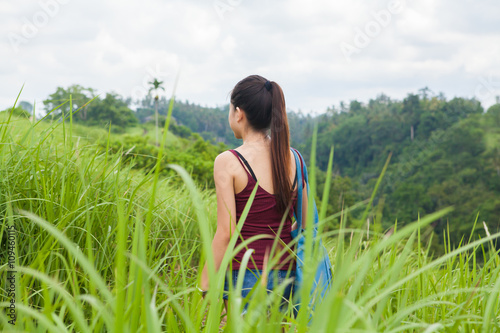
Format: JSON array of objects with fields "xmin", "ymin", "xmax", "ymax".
[
  {"xmin": 148, "ymin": 78, "xmax": 165, "ymax": 146},
  {"xmin": 0, "ymin": 106, "xmax": 30, "ymax": 118},
  {"xmin": 86, "ymin": 93, "xmax": 138, "ymax": 130},
  {"xmin": 43, "ymin": 85, "xmax": 95, "ymax": 120},
  {"xmin": 403, "ymin": 94, "xmax": 420, "ymax": 141},
  {"xmin": 418, "ymin": 86, "xmax": 434, "ymax": 101},
  {"xmin": 19, "ymin": 101, "xmax": 33, "ymax": 115},
  {"xmin": 486, "ymin": 103, "xmax": 500, "ymax": 127}
]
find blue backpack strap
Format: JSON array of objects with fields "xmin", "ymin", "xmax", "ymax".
[
  {"xmin": 292, "ymin": 148, "xmax": 320, "ymax": 237},
  {"xmin": 291, "ymin": 148, "xmax": 305, "ymax": 235},
  {"xmin": 293, "ymin": 148, "xmax": 308, "ymax": 184}
]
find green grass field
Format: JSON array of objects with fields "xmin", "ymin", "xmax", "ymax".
[{"xmin": 0, "ymin": 102, "xmax": 499, "ymax": 332}]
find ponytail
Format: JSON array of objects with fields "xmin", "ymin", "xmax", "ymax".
[
  {"xmin": 230, "ymin": 75, "xmax": 293, "ymax": 216},
  {"xmin": 269, "ymin": 82, "xmax": 292, "ymax": 216}
]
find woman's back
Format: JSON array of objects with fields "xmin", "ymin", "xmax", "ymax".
[{"xmin": 227, "ymin": 145, "xmax": 299, "ymax": 271}]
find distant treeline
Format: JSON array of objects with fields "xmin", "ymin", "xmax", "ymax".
[{"xmin": 305, "ymin": 93, "xmax": 500, "ymax": 254}]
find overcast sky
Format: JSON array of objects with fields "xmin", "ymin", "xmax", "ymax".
[{"xmin": 2, "ymin": 0, "xmax": 500, "ymax": 115}]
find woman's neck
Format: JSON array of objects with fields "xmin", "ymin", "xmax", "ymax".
[{"xmin": 241, "ymin": 130, "xmax": 270, "ymax": 147}]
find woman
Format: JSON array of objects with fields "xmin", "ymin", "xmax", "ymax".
[{"xmin": 199, "ymin": 75, "xmax": 308, "ymax": 315}]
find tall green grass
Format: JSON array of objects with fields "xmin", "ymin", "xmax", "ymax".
[{"xmin": 0, "ymin": 93, "xmax": 499, "ymax": 332}]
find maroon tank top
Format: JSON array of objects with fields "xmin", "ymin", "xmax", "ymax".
[{"xmin": 228, "ymin": 149, "xmax": 299, "ymax": 271}]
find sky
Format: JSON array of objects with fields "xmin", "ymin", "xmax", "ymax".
[{"xmin": 2, "ymin": 0, "xmax": 500, "ymax": 115}]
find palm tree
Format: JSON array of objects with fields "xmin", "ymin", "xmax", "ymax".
[{"xmin": 148, "ymin": 78, "xmax": 165, "ymax": 145}]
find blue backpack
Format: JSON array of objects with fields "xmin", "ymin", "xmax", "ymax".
[{"xmin": 290, "ymin": 148, "xmax": 333, "ymax": 316}]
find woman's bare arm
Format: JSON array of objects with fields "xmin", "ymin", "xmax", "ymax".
[{"xmin": 200, "ymin": 152, "xmax": 237, "ymax": 290}]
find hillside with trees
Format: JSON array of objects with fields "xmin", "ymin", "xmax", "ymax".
[
  {"xmin": 10, "ymin": 85, "xmax": 498, "ymax": 254},
  {"xmin": 309, "ymin": 93, "xmax": 500, "ymax": 253}
]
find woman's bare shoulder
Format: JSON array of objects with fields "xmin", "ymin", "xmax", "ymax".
[
  {"xmin": 213, "ymin": 151, "xmax": 238, "ymax": 189},
  {"xmin": 213, "ymin": 150, "xmax": 240, "ymax": 177},
  {"xmin": 214, "ymin": 150, "xmax": 235, "ymax": 163}
]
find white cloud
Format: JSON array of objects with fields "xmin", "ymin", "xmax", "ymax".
[{"xmin": 1, "ymin": 0, "xmax": 499, "ymax": 114}]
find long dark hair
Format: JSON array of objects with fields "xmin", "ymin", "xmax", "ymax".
[{"xmin": 230, "ymin": 75, "xmax": 292, "ymax": 216}]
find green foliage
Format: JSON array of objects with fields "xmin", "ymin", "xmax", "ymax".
[
  {"xmin": 2, "ymin": 86, "xmax": 499, "ymax": 329},
  {"xmin": 306, "ymin": 94, "xmax": 500, "ymax": 252},
  {"xmin": 42, "ymin": 86, "xmax": 137, "ymax": 131},
  {"xmin": 315, "ymin": 167, "xmax": 358, "ymax": 230},
  {"xmin": 134, "ymin": 98, "xmax": 317, "ymax": 148},
  {"xmin": 1, "ymin": 112, "xmax": 499, "ymax": 331},
  {"xmin": 18, "ymin": 101, "xmax": 33, "ymax": 114},
  {"xmin": 0, "ymin": 106, "xmax": 31, "ymax": 118},
  {"xmin": 486, "ymin": 103, "xmax": 500, "ymax": 127},
  {"xmin": 85, "ymin": 93, "xmax": 138, "ymax": 130},
  {"xmin": 148, "ymin": 78, "xmax": 165, "ymax": 97},
  {"xmin": 155, "ymin": 116, "xmax": 193, "ymax": 138},
  {"xmin": 170, "ymin": 123, "xmax": 192, "ymax": 138},
  {"xmin": 43, "ymin": 84, "xmax": 95, "ymax": 119},
  {"xmin": 0, "ymin": 112, "xmax": 216, "ymax": 331},
  {"xmin": 102, "ymin": 131, "xmax": 226, "ymax": 188}
]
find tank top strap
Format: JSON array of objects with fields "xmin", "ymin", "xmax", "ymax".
[
  {"xmin": 229, "ymin": 149, "xmax": 257, "ymax": 182},
  {"xmin": 229, "ymin": 149, "xmax": 298, "ymax": 190}
]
